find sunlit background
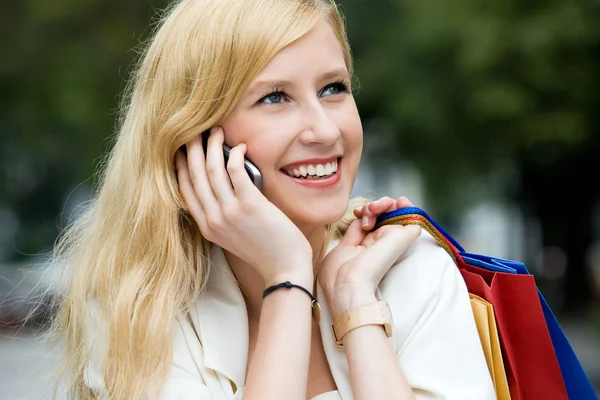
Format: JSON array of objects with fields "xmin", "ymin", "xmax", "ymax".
[{"xmin": 1, "ymin": 0, "xmax": 600, "ymax": 397}]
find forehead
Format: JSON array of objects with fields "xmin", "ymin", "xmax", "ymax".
[{"xmin": 252, "ymin": 19, "xmax": 347, "ymax": 81}]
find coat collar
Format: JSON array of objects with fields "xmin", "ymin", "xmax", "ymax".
[{"xmin": 190, "ymin": 245, "xmax": 249, "ymax": 390}]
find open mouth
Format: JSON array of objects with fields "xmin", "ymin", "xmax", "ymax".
[{"xmin": 281, "ymin": 157, "xmax": 340, "ymax": 180}]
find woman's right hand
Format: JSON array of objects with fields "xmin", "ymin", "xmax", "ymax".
[{"xmin": 175, "ymin": 126, "xmax": 313, "ymax": 287}]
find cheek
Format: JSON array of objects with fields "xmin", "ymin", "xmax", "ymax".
[
  {"xmin": 336, "ymin": 105, "xmax": 363, "ymax": 154},
  {"xmin": 219, "ymin": 111, "xmax": 288, "ymax": 173},
  {"xmin": 219, "ymin": 112, "xmax": 254, "ymax": 147},
  {"xmin": 348, "ymin": 119, "xmax": 363, "ymax": 149}
]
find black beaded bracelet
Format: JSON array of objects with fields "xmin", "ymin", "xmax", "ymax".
[{"xmin": 262, "ymin": 281, "xmax": 322, "ymax": 323}]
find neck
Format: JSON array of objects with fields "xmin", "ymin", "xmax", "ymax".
[{"xmin": 225, "ymin": 224, "xmax": 328, "ymax": 320}]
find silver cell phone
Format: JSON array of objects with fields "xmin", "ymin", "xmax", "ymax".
[{"xmin": 201, "ymin": 130, "xmax": 263, "ymax": 191}]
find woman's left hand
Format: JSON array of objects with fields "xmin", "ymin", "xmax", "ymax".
[{"xmin": 318, "ymin": 196, "xmax": 422, "ymax": 315}]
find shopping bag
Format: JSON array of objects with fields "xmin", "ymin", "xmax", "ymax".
[
  {"xmin": 470, "ymin": 293, "xmax": 511, "ymax": 400},
  {"xmin": 462, "ymin": 252, "xmax": 598, "ymax": 400},
  {"xmin": 376, "ymin": 207, "xmax": 597, "ymax": 400},
  {"xmin": 460, "ymin": 262, "xmax": 566, "ymax": 399}
]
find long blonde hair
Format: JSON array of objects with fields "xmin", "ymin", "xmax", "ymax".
[{"xmin": 49, "ymin": 0, "xmax": 355, "ymax": 398}]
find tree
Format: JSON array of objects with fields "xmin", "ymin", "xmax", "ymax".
[
  {"xmin": 342, "ymin": 0, "xmax": 600, "ymax": 311},
  {"xmin": 0, "ymin": 0, "xmax": 169, "ymax": 260}
]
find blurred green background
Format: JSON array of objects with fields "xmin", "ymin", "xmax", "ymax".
[{"xmin": 1, "ymin": 0, "xmax": 600, "ymax": 395}]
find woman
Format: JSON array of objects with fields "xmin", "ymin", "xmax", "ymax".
[{"xmin": 50, "ymin": 0, "xmax": 495, "ymax": 399}]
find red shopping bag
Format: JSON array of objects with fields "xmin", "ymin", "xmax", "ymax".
[{"xmin": 460, "ymin": 263, "xmax": 568, "ymax": 400}]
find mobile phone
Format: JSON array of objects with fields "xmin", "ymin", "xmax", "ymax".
[{"xmin": 201, "ymin": 130, "xmax": 263, "ymax": 191}]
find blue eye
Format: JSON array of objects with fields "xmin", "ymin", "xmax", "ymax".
[
  {"xmin": 257, "ymin": 80, "xmax": 350, "ymax": 105},
  {"xmin": 259, "ymin": 90, "xmax": 287, "ymax": 105},
  {"xmin": 321, "ymin": 81, "xmax": 350, "ymax": 97}
]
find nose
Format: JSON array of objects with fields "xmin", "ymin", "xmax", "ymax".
[{"xmin": 297, "ymin": 101, "xmax": 341, "ymax": 146}]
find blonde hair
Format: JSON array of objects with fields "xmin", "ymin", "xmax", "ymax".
[{"xmin": 49, "ymin": 0, "xmax": 356, "ymax": 398}]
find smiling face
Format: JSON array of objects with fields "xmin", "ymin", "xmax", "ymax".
[{"xmin": 220, "ymin": 19, "xmax": 363, "ymax": 228}]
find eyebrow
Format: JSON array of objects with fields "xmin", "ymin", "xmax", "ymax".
[{"xmin": 246, "ymin": 67, "xmax": 349, "ymax": 97}]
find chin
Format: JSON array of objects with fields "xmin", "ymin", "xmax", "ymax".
[{"xmin": 281, "ymin": 196, "xmax": 349, "ymax": 228}]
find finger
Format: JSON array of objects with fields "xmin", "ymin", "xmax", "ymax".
[
  {"xmin": 339, "ymin": 218, "xmax": 369, "ymax": 247},
  {"xmin": 362, "ymin": 197, "xmax": 394, "ymax": 231},
  {"xmin": 175, "ymin": 150, "xmax": 208, "ymax": 229},
  {"xmin": 361, "ymin": 221, "xmax": 398, "ymax": 248},
  {"xmin": 185, "ymin": 134, "xmax": 218, "ymax": 215},
  {"xmin": 353, "ymin": 205, "xmax": 369, "ymax": 219},
  {"xmin": 354, "ymin": 197, "xmax": 395, "ymax": 219},
  {"xmin": 396, "ymin": 196, "xmax": 414, "ymax": 209},
  {"xmin": 360, "ymin": 204, "xmax": 374, "ymax": 230},
  {"xmin": 367, "ymin": 196, "xmax": 396, "ymax": 215},
  {"xmin": 205, "ymin": 127, "xmax": 237, "ymax": 206},
  {"xmin": 364, "ymin": 196, "xmax": 414, "ymax": 230},
  {"xmin": 227, "ymin": 142, "xmax": 260, "ymax": 198},
  {"xmin": 355, "ymin": 196, "xmax": 413, "ymax": 229},
  {"xmin": 363, "ymin": 224, "xmax": 422, "ymax": 267}
]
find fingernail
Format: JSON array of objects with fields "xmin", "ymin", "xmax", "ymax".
[{"xmin": 362, "ymin": 215, "xmax": 369, "ymax": 227}]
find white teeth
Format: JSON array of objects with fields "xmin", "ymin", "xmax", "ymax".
[
  {"xmin": 285, "ymin": 159, "xmax": 339, "ymax": 178},
  {"xmin": 325, "ymin": 162, "xmax": 333, "ymax": 175},
  {"xmin": 316, "ymin": 164, "xmax": 326, "ymax": 176}
]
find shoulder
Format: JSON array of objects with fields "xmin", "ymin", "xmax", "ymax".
[
  {"xmin": 379, "ymin": 228, "xmax": 459, "ymax": 303},
  {"xmin": 374, "ymin": 230, "xmax": 495, "ymax": 398},
  {"xmin": 377, "ymin": 229, "xmax": 468, "ymax": 348}
]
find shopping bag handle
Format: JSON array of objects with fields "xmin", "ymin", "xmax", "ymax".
[{"xmin": 375, "ymin": 207, "xmax": 465, "ymax": 264}]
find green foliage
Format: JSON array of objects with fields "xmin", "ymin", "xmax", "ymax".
[
  {"xmin": 0, "ymin": 0, "xmax": 169, "ymax": 260},
  {"xmin": 342, "ymin": 0, "xmax": 600, "ymax": 212},
  {"xmin": 1, "ymin": 0, "xmax": 600, "ymax": 260}
]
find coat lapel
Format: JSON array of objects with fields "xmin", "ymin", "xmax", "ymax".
[{"xmin": 189, "ymin": 245, "xmax": 249, "ymax": 393}]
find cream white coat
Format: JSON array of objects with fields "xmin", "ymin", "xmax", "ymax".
[{"xmin": 84, "ymin": 230, "xmax": 496, "ymax": 399}]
